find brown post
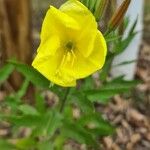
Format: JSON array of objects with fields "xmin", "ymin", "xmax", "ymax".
[{"xmin": 0, "ymin": 0, "xmax": 32, "ymax": 89}]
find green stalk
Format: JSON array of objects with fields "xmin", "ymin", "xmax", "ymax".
[
  {"xmin": 59, "ymin": 88, "xmax": 70, "ymax": 113},
  {"xmin": 94, "ymin": 0, "xmax": 108, "ymax": 22},
  {"xmin": 89, "ymin": 0, "xmax": 97, "ymax": 13}
]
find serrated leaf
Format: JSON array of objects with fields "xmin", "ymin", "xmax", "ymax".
[
  {"xmin": 102, "ymin": 79, "xmax": 139, "ymax": 91},
  {"xmin": 8, "ymin": 60, "xmax": 50, "ymax": 88},
  {"xmin": 0, "ymin": 63, "xmax": 14, "ymax": 84},
  {"xmin": 85, "ymin": 79, "xmax": 139, "ymax": 103},
  {"xmin": 85, "ymin": 90, "xmax": 117, "ymax": 103}
]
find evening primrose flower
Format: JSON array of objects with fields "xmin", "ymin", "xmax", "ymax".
[{"xmin": 32, "ymin": 0, "xmax": 107, "ymax": 87}]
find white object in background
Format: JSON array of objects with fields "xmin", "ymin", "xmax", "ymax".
[{"xmin": 111, "ymin": 0, "xmax": 144, "ymax": 80}]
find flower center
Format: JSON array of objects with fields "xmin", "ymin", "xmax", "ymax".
[
  {"xmin": 61, "ymin": 41, "xmax": 76, "ymax": 66},
  {"xmin": 66, "ymin": 41, "xmax": 74, "ymax": 51},
  {"xmin": 55, "ymin": 41, "xmax": 76, "ymax": 77}
]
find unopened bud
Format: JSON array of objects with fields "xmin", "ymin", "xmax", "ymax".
[{"xmin": 108, "ymin": 0, "xmax": 131, "ymax": 31}]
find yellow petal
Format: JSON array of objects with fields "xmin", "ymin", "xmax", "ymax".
[
  {"xmin": 51, "ymin": 70, "xmax": 76, "ymax": 87},
  {"xmin": 60, "ymin": 0, "xmax": 97, "ymax": 57},
  {"xmin": 88, "ymin": 31, "xmax": 107, "ymax": 68},
  {"xmin": 76, "ymin": 28, "xmax": 97, "ymax": 57},
  {"xmin": 40, "ymin": 5, "xmax": 80, "ymax": 43},
  {"xmin": 32, "ymin": 48, "xmax": 63, "ymax": 77},
  {"xmin": 32, "ymin": 48, "xmax": 76, "ymax": 87},
  {"xmin": 62, "ymin": 31, "xmax": 107, "ymax": 79},
  {"xmin": 37, "ymin": 35, "xmax": 60, "ymax": 55},
  {"xmin": 60, "ymin": 0, "xmax": 94, "ymax": 27}
]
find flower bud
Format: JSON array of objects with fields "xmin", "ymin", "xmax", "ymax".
[{"xmin": 108, "ymin": 0, "xmax": 131, "ymax": 31}]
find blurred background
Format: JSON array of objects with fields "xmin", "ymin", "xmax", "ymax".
[{"xmin": 0, "ymin": 0, "xmax": 150, "ymax": 149}]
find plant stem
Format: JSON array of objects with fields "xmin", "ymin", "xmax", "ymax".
[{"xmin": 59, "ymin": 88, "xmax": 70, "ymax": 113}]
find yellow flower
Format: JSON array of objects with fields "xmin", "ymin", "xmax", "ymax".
[{"xmin": 32, "ymin": 0, "xmax": 107, "ymax": 87}]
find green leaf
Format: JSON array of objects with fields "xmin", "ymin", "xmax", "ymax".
[
  {"xmin": 78, "ymin": 113, "xmax": 115, "ymax": 136},
  {"xmin": 18, "ymin": 104, "xmax": 40, "ymax": 116},
  {"xmin": 3, "ymin": 95, "xmax": 20, "ymax": 111},
  {"xmin": 85, "ymin": 89, "xmax": 117, "ymax": 103},
  {"xmin": 16, "ymin": 79, "xmax": 30, "ymax": 99},
  {"xmin": 3, "ymin": 115, "xmax": 41, "ymax": 127},
  {"xmin": 113, "ymin": 59, "xmax": 137, "ymax": 67},
  {"xmin": 46, "ymin": 111, "xmax": 62, "ymax": 136},
  {"xmin": 8, "ymin": 60, "xmax": 50, "ymax": 88},
  {"xmin": 32, "ymin": 110, "xmax": 62, "ymax": 137},
  {"xmin": 99, "ymin": 55, "xmax": 114, "ymax": 82},
  {"xmin": 89, "ymin": 0, "xmax": 97, "ymax": 13},
  {"xmin": 0, "ymin": 63, "xmax": 14, "ymax": 84},
  {"xmin": 114, "ymin": 32, "xmax": 137, "ymax": 54},
  {"xmin": 123, "ymin": 17, "xmax": 130, "ymax": 30},
  {"xmin": 102, "ymin": 79, "xmax": 139, "ymax": 92},
  {"xmin": 85, "ymin": 79, "xmax": 139, "ymax": 103},
  {"xmin": 15, "ymin": 138, "xmax": 36, "ymax": 150},
  {"xmin": 80, "ymin": 76, "xmax": 94, "ymax": 90},
  {"xmin": 37, "ymin": 141, "xmax": 53, "ymax": 150},
  {"xmin": 128, "ymin": 16, "xmax": 138, "ymax": 35},
  {"xmin": 61, "ymin": 120, "xmax": 99, "ymax": 148},
  {"xmin": 94, "ymin": 0, "xmax": 107, "ymax": 21},
  {"xmin": 70, "ymin": 91, "xmax": 94, "ymax": 113},
  {"xmin": 54, "ymin": 135, "xmax": 66, "ymax": 150},
  {"xmin": 35, "ymin": 93, "xmax": 46, "ymax": 113},
  {"xmin": 105, "ymin": 33, "xmax": 122, "ymax": 43},
  {"xmin": 85, "ymin": 0, "xmax": 90, "ymax": 8},
  {"xmin": 0, "ymin": 140, "xmax": 16, "ymax": 150}
]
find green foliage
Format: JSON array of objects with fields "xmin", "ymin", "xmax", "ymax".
[
  {"xmin": 78, "ymin": 113, "xmax": 115, "ymax": 136},
  {"xmin": 0, "ymin": 62, "xmax": 117, "ymax": 149},
  {"xmin": 8, "ymin": 60, "xmax": 50, "ymax": 88},
  {"xmin": 0, "ymin": 140, "xmax": 16, "ymax": 150},
  {"xmin": 0, "ymin": 63, "xmax": 14, "ymax": 84},
  {"xmin": 0, "ymin": 61, "xmax": 139, "ymax": 149},
  {"xmin": 85, "ymin": 76, "xmax": 139, "ymax": 104}
]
